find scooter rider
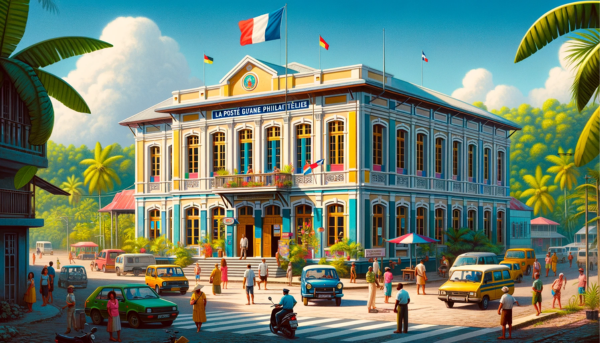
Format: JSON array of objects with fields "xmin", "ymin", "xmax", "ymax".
[{"xmin": 275, "ymin": 288, "xmax": 296, "ymax": 328}]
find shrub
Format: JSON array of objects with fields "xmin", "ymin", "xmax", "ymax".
[
  {"xmin": 330, "ymin": 257, "xmax": 350, "ymax": 278},
  {"xmin": 329, "ymin": 238, "xmax": 364, "ymax": 259},
  {"xmin": 585, "ymin": 283, "xmax": 600, "ymax": 311},
  {"xmin": 167, "ymin": 244, "xmax": 195, "ymax": 268},
  {"xmin": 279, "ymin": 243, "xmax": 307, "ymax": 276},
  {"xmin": 0, "ymin": 302, "xmax": 25, "ymax": 322},
  {"xmin": 564, "ymin": 295, "xmax": 582, "ymax": 312},
  {"xmin": 318, "ymin": 257, "xmax": 328, "ymax": 265}
]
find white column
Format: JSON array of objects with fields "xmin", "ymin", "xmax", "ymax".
[
  {"xmin": 283, "ymin": 116, "xmax": 290, "ymax": 167},
  {"xmin": 227, "ymin": 123, "xmax": 234, "ymax": 172},
  {"xmin": 254, "ymin": 119, "xmax": 262, "ymax": 172}
]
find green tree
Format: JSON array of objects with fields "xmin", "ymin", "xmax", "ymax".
[
  {"xmin": 61, "ymin": 175, "xmax": 84, "ymax": 206},
  {"xmin": 546, "ymin": 147, "xmax": 580, "ymax": 221},
  {"xmin": 150, "ymin": 236, "xmax": 172, "ymax": 257},
  {"xmin": 520, "ymin": 166, "xmax": 558, "ymax": 215},
  {"xmin": 122, "ymin": 237, "xmax": 150, "ymax": 254}
]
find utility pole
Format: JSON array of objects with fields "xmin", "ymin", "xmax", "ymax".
[
  {"xmin": 584, "ymin": 175, "xmax": 590, "ymax": 289},
  {"xmin": 557, "ymin": 151, "xmax": 573, "ymax": 228},
  {"xmin": 58, "ymin": 217, "xmax": 69, "ymax": 251},
  {"xmin": 596, "ymin": 178, "xmax": 599, "ymax": 288}
]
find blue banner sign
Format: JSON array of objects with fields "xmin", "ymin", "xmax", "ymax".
[{"xmin": 212, "ymin": 100, "xmax": 310, "ymax": 119}]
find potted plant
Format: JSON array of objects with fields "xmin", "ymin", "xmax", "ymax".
[
  {"xmin": 201, "ymin": 238, "xmax": 212, "ymax": 259},
  {"xmin": 212, "ymin": 239, "xmax": 226, "ymax": 257},
  {"xmin": 585, "ymin": 283, "xmax": 599, "ymax": 320}
]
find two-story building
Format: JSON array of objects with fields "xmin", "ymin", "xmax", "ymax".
[{"xmin": 120, "ymin": 56, "xmax": 520, "ymax": 259}]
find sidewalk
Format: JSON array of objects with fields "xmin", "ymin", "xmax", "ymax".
[{"xmin": 8, "ymin": 302, "xmax": 60, "ymax": 326}]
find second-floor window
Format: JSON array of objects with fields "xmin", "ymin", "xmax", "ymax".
[
  {"xmin": 435, "ymin": 137, "xmax": 444, "ymax": 178},
  {"xmin": 373, "ymin": 125, "xmax": 384, "ymax": 171},
  {"xmin": 497, "ymin": 211, "xmax": 504, "ymax": 244},
  {"xmin": 212, "ymin": 207, "xmax": 225, "ymax": 240},
  {"xmin": 266, "ymin": 127, "xmax": 281, "ymax": 172},
  {"xmin": 397, "ymin": 130, "xmax": 406, "ymax": 173},
  {"xmin": 150, "ymin": 146, "xmax": 160, "ymax": 182},
  {"xmin": 484, "ymin": 211, "xmax": 492, "ymax": 240},
  {"xmin": 296, "ymin": 124, "xmax": 311, "ymax": 173},
  {"xmin": 416, "ymin": 133, "xmax": 426, "ymax": 176},
  {"xmin": 484, "ymin": 148, "xmax": 490, "ymax": 183},
  {"xmin": 187, "ymin": 136, "xmax": 199, "ymax": 178},
  {"xmin": 149, "ymin": 209, "xmax": 160, "ymax": 239},
  {"xmin": 328, "ymin": 121, "xmax": 344, "ymax": 170},
  {"xmin": 497, "ymin": 151, "xmax": 504, "ymax": 186},
  {"xmin": 372, "ymin": 204, "xmax": 385, "ymax": 247},
  {"xmin": 468, "ymin": 145, "xmax": 476, "ymax": 182},
  {"xmin": 239, "ymin": 129, "xmax": 253, "ymax": 174},
  {"xmin": 213, "ymin": 132, "xmax": 226, "ymax": 174},
  {"xmin": 453, "ymin": 141, "xmax": 461, "ymax": 180}
]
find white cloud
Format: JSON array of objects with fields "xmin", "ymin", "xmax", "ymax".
[
  {"xmin": 528, "ymin": 42, "xmax": 576, "ymax": 107},
  {"xmin": 451, "ymin": 68, "xmax": 494, "ymax": 104},
  {"xmin": 50, "ymin": 17, "xmax": 200, "ymax": 147},
  {"xmin": 485, "ymin": 85, "xmax": 528, "ymax": 110}
]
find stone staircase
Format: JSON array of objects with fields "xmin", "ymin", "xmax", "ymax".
[{"xmin": 182, "ymin": 257, "xmax": 286, "ymax": 279}]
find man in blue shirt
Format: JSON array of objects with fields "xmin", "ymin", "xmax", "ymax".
[
  {"xmin": 393, "ymin": 283, "xmax": 410, "ymax": 334},
  {"xmin": 275, "ymin": 288, "xmax": 296, "ymax": 328},
  {"xmin": 47, "ymin": 261, "xmax": 56, "ymax": 304}
]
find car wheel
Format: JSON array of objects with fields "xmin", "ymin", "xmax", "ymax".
[
  {"xmin": 116, "ymin": 268, "xmax": 121, "ymax": 276},
  {"xmin": 161, "ymin": 320, "xmax": 173, "ymax": 327},
  {"xmin": 335, "ymin": 297, "xmax": 341, "ymax": 306},
  {"xmin": 526, "ymin": 265, "xmax": 532, "ymax": 276},
  {"xmin": 445, "ymin": 301, "xmax": 454, "ymax": 308},
  {"xmin": 155, "ymin": 285, "xmax": 162, "ymax": 295},
  {"xmin": 128, "ymin": 312, "xmax": 142, "ymax": 329},
  {"xmin": 478, "ymin": 296, "xmax": 490, "ymax": 310},
  {"xmin": 303, "ymin": 297, "xmax": 308, "ymax": 306},
  {"xmin": 91, "ymin": 309, "xmax": 103, "ymax": 325},
  {"xmin": 102, "ymin": 265, "xmax": 106, "ymax": 273},
  {"xmin": 133, "ymin": 269, "xmax": 140, "ymax": 277},
  {"xmin": 180, "ymin": 291, "xmax": 187, "ymax": 295}
]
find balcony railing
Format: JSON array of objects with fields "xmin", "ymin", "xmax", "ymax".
[
  {"xmin": 213, "ymin": 173, "xmax": 293, "ymax": 190},
  {"xmin": 0, "ymin": 189, "xmax": 34, "ymax": 218}
]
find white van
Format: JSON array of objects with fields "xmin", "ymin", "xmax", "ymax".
[
  {"xmin": 449, "ymin": 252, "xmax": 499, "ymax": 275},
  {"xmin": 577, "ymin": 249, "xmax": 598, "ymax": 271},
  {"xmin": 548, "ymin": 247, "xmax": 568, "ymax": 263},
  {"xmin": 36, "ymin": 241, "xmax": 53, "ymax": 255},
  {"xmin": 115, "ymin": 253, "xmax": 156, "ymax": 276}
]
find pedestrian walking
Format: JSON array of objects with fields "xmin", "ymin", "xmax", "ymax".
[
  {"xmin": 107, "ymin": 290, "xmax": 122, "ymax": 342},
  {"xmin": 40, "ymin": 267, "xmax": 49, "ymax": 307},
  {"xmin": 221, "ymin": 259, "xmax": 228, "ymax": 289},
  {"xmin": 239, "ymin": 234, "xmax": 248, "ymax": 260},
  {"xmin": 551, "ymin": 252, "xmax": 558, "ymax": 276},
  {"xmin": 350, "ymin": 262, "xmax": 357, "ymax": 283},
  {"xmin": 275, "ymin": 250, "xmax": 281, "ymax": 268},
  {"xmin": 384, "ymin": 267, "xmax": 393, "ymax": 303},
  {"xmin": 366, "ymin": 266, "xmax": 380, "ymax": 313},
  {"xmin": 578, "ymin": 268, "xmax": 586, "ymax": 305},
  {"xmin": 438, "ymin": 255, "xmax": 449, "ymax": 278},
  {"xmin": 393, "ymin": 283, "xmax": 410, "ymax": 334},
  {"xmin": 373, "ymin": 257, "xmax": 382, "ymax": 283},
  {"xmin": 551, "ymin": 273, "xmax": 567, "ymax": 309},
  {"xmin": 190, "ymin": 284, "xmax": 207, "ymax": 332},
  {"xmin": 568, "ymin": 252, "xmax": 573, "ymax": 268},
  {"xmin": 532, "ymin": 273, "xmax": 543, "ymax": 316},
  {"xmin": 47, "ymin": 261, "xmax": 56, "ymax": 304},
  {"xmin": 24, "ymin": 272, "xmax": 36, "ymax": 313},
  {"xmin": 243, "ymin": 264, "xmax": 256, "ymax": 305},
  {"xmin": 532, "ymin": 259, "xmax": 541, "ymax": 280},
  {"xmin": 258, "ymin": 259, "xmax": 269, "ymax": 290},
  {"xmin": 62, "ymin": 285, "xmax": 77, "ymax": 333},
  {"xmin": 544, "ymin": 253, "xmax": 551, "ymax": 277},
  {"xmin": 497, "ymin": 286, "xmax": 519, "ymax": 340},
  {"xmin": 287, "ymin": 262, "xmax": 293, "ymax": 286},
  {"xmin": 209, "ymin": 264, "xmax": 221, "ymax": 295},
  {"xmin": 415, "ymin": 260, "xmax": 427, "ymax": 295},
  {"xmin": 68, "ymin": 251, "xmax": 75, "ymax": 264},
  {"xmin": 32, "ymin": 252, "xmax": 35, "ymax": 265},
  {"xmin": 194, "ymin": 262, "xmax": 201, "ymax": 285}
]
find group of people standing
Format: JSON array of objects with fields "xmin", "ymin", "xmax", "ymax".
[{"xmin": 24, "ymin": 261, "xmax": 57, "ymax": 311}]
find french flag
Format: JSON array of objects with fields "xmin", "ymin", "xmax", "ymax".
[
  {"xmin": 422, "ymin": 51, "xmax": 428, "ymax": 62},
  {"xmin": 238, "ymin": 8, "xmax": 284, "ymax": 46},
  {"xmin": 303, "ymin": 159, "xmax": 324, "ymax": 175}
]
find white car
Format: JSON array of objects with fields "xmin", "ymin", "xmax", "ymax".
[
  {"xmin": 115, "ymin": 253, "xmax": 156, "ymax": 276},
  {"xmin": 449, "ymin": 252, "xmax": 499, "ymax": 276}
]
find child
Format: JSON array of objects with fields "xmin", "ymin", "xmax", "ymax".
[
  {"xmin": 350, "ymin": 262, "xmax": 357, "ymax": 283},
  {"xmin": 57, "ymin": 258, "xmax": 61, "ymax": 270}
]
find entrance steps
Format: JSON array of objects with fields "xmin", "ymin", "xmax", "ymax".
[{"xmin": 182, "ymin": 257, "xmax": 286, "ymax": 279}]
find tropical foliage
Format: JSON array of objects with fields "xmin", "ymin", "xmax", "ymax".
[
  {"xmin": 444, "ymin": 228, "xmax": 502, "ymax": 264},
  {"xmin": 122, "ymin": 237, "xmax": 150, "ymax": 254},
  {"xmin": 168, "ymin": 244, "xmax": 195, "ymax": 268},
  {"xmin": 520, "ymin": 166, "xmax": 558, "ymax": 215},
  {"xmin": 61, "ymin": 175, "xmax": 84, "ymax": 206},
  {"xmin": 329, "ymin": 238, "xmax": 365, "ymax": 259}
]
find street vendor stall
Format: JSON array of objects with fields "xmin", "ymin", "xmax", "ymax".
[
  {"xmin": 388, "ymin": 233, "xmax": 439, "ymax": 281},
  {"xmin": 70, "ymin": 241, "xmax": 99, "ymax": 260}
]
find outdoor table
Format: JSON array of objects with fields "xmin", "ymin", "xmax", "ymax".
[{"xmin": 402, "ymin": 268, "xmax": 415, "ymax": 281}]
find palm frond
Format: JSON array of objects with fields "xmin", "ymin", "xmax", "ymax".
[
  {"xmin": 33, "ymin": 68, "xmax": 90, "ymax": 113},
  {"xmin": 37, "ymin": 0, "xmax": 58, "ymax": 13},
  {"xmin": 11, "ymin": 36, "xmax": 112, "ymax": 68},
  {"xmin": 0, "ymin": 0, "xmax": 30, "ymax": 58},
  {"xmin": 572, "ymin": 42, "xmax": 600, "ymax": 111},
  {"xmin": 565, "ymin": 29, "xmax": 600, "ymax": 67},
  {"xmin": 574, "ymin": 106, "xmax": 600, "ymax": 166}
]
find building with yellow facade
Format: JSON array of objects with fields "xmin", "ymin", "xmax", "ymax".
[{"xmin": 120, "ymin": 55, "xmax": 520, "ymax": 258}]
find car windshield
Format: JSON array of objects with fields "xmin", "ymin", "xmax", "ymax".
[
  {"xmin": 450, "ymin": 270, "xmax": 483, "ymax": 282},
  {"xmin": 505, "ymin": 251, "xmax": 525, "ymax": 259},
  {"xmin": 157, "ymin": 267, "xmax": 185, "ymax": 277},
  {"xmin": 125, "ymin": 287, "xmax": 158, "ymax": 300},
  {"xmin": 305, "ymin": 269, "xmax": 339, "ymax": 279},
  {"xmin": 67, "ymin": 267, "xmax": 85, "ymax": 274},
  {"xmin": 453, "ymin": 256, "xmax": 477, "ymax": 267}
]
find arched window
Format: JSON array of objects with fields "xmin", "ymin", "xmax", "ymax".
[
  {"xmin": 484, "ymin": 211, "xmax": 492, "ymax": 239},
  {"xmin": 484, "ymin": 148, "xmax": 491, "ymax": 183},
  {"xmin": 328, "ymin": 121, "xmax": 344, "ymax": 170},
  {"xmin": 397, "ymin": 130, "xmax": 406, "ymax": 174},
  {"xmin": 187, "ymin": 136, "xmax": 199, "ymax": 178},
  {"xmin": 497, "ymin": 151, "xmax": 504, "ymax": 186},
  {"xmin": 213, "ymin": 132, "xmax": 226, "ymax": 173},
  {"xmin": 435, "ymin": 208, "xmax": 444, "ymax": 243},
  {"xmin": 149, "ymin": 209, "xmax": 161, "ymax": 239},
  {"xmin": 295, "ymin": 205, "xmax": 313, "ymax": 245},
  {"xmin": 266, "ymin": 127, "xmax": 281, "ymax": 172},
  {"xmin": 416, "ymin": 133, "xmax": 426, "ymax": 176},
  {"xmin": 416, "ymin": 207, "xmax": 426, "ymax": 236},
  {"xmin": 373, "ymin": 125, "xmax": 384, "ymax": 171},
  {"xmin": 327, "ymin": 204, "xmax": 344, "ymax": 246},
  {"xmin": 372, "ymin": 205, "xmax": 385, "ymax": 247},
  {"xmin": 497, "ymin": 211, "xmax": 504, "ymax": 244},
  {"xmin": 396, "ymin": 206, "xmax": 408, "ymax": 236},
  {"xmin": 265, "ymin": 205, "xmax": 281, "ymax": 216},
  {"xmin": 239, "ymin": 129, "xmax": 253, "ymax": 174},
  {"xmin": 212, "ymin": 207, "xmax": 225, "ymax": 240},
  {"xmin": 186, "ymin": 207, "xmax": 200, "ymax": 245},
  {"xmin": 296, "ymin": 124, "xmax": 312, "ymax": 173},
  {"xmin": 435, "ymin": 138, "xmax": 444, "ymax": 178},
  {"xmin": 150, "ymin": 146, "xmax": 160, "ymax": 182},
  {"xmin": 468, "ymin": 145, "xmax": 476, "ymax": 182},
  {"xmin": 452, "ymin": 209, "xmax": 461, "ymax": 229},
  {"xmin": 452, "ymin": 141, "xmax": 461, "ymax": 180},
  {"xmin": 468, "ymin": 210, "xmax": 476, "ymax": 231}
]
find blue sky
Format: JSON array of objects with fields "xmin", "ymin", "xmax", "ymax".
[{"xmin": 27, "ymin": 0, "xmax": 568, "ymax": 95}]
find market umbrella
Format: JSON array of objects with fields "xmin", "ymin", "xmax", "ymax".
[{"xmin": 388, "ymin": 233, "xmax": 439, "ymax": 269}]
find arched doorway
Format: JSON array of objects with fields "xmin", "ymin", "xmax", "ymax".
[
  {"xmin": 237, "ymin": 206, "xmax": 254, "ymax": 257},
  {"xmin": 263, "ymin": 205, "xmax": 282, "ymax": 257}
]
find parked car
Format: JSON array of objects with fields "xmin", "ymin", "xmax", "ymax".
[
  {"xmin": 115, "ymin": 254, "xmax": 156, "ymax": 276},
  {"xmin": 145, "ymin": 265, "xmax": 189, "ymax": 295},
  {"xmin": 449, "ymin": 252, "xmax": 499, "ymax": 276},
  {"xmin": 93, "ymin": 249, "xmax": 126, "ymax": 273},
  {"xmin": 300, "ymin": 265, "xmax": 344, "ymax": 306},
  {"xmin": 499, "ymin": 262, "xmax": 523, "ymax": 283},
  {"xmin": 438, "ymin": 265, "xmax": 514, "ymax": 310},
  {"xmin": 577, "ymin": 249, "xmax": 598, "ymax": 270},
  {"xmin": 548, "ymin": 247, "xmax": 568, "ymax": 263},
  {"xmin": 36, "ymin": 241, "xmax": 53, "ymax": 255},
  {"xmin": 501, "ymin": 248, "xmax": 536, "ymax": 276},
  {"xmin": 57, "ymin": 265, "xmax": 88, "ymax": 289},
  {"xmin": 85, "ymin": 284, "xmax": 179, "ymax": 329}
]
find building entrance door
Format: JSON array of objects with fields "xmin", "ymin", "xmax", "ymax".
[
  {"xmin": 237, "ymin": 206, "xmax": 254, "ymax": 257},
  {"xmin": 263, "ymin": 205, "xmax": 282, "ymax": 257}
]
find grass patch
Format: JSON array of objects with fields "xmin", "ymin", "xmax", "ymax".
[
  {"xmin": 541, "ymin": 308, "xmax": 580, "ymax": 316},
  {"xmin": 533, "ymin": 320, "xmax": 547, "ymax": 327}
]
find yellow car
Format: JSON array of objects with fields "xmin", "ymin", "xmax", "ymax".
[
  {"xmin": 438, "ymin": 265, "xmax": 514, "ymax": 310},
  {"xmin": 500, "ymin": 262, "xmax": 524, "ymax": 283},
  {"xmin": 145, "ymin": 265, "xmax": 189, "ymax": 295},
  {"xmin": 502, "ymin": 248, "xmax": 536, "ymax": 276}
]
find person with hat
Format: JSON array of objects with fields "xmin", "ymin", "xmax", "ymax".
[
  {"xmin": 578, "ymin": 267, "xmax": 587, "ymax": 306},
  {"xmin": 551, "ymin": 252, "xmax": 558, "ymax": 276},
  {"xmin": 275, "ymin": 288, "xmax": 296, "ymax": 329},
  {"xmin": 62, "ymin": 285, "xmax": 78, "ymax": 334},
  {"xmin": 210, "ymin": 264, "xmax": 222, "ymax": 295},
  {"xmin": 190, "ymin": 284, "xmax": 207, "ymax": 332},
  {"xmin": 497, "ymin": 286, "xmax": 519, "ymax": 340},
  {"xmin": 383, "ymin": 267, "xmax": 393, "ymax": 303},
  {"xmin": 551, "ymin": 273, "xmax": 567, "ymax": 309}
]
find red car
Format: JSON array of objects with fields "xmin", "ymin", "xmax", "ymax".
[{"xmin": 93, "ymin": 249, "xmax": 126, "ymax": 273}]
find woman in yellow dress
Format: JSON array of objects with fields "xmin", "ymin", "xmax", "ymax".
[
  {"xmin": 210, "ymin": 264, "xmax": 222, "ymax": 295},
  {"xmin": 190, "ymin": 284, "xmax": 207, "ymax": 332},
  {"xmin": 24, "ymin": 272, "xmax": 36, "ymax": 312},
  {"xmin": 551, "ymin": 253, "xmax": 558, "ymax": 276}
]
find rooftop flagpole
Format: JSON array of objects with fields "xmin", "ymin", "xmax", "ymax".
[
  {"xmin": 285, "ymin": 4, "xmax": 288, "ymax": 117},
  {"xmin": 203, "ymin": 50, "xmax": 205, "ymax": 87},
  {"xmin": 319, "ymin": 34, "xmax": 321, "ymax": 70}
]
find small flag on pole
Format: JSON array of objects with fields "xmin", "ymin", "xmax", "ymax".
[
  {"xmin": 303, "ymin": 159, "xmax": 324, "ymax": 175},
  {"xmin": 204, "ymin": 54, "xmax": 213, "ymax": 64},
  {"xmin": 238, "ymin": 7, "xmax": 284, "ymax": 46},
  {"xmin": 319, "ymin": 36, "xmax": 329, "ymax": 50},
  {"xmin": 422, "ymin": 51, "xmax": 428, "ymax": 62}
]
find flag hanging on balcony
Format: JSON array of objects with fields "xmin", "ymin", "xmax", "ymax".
[{"xmin": 303, "ymin": 159, "xmax": 324, "ymax": 175}]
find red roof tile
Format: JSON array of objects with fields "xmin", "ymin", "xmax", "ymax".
[
  {"xmin": 510, "ymin": 197, "xmax": 533, "ymax": 211},
  {"xmin": 99, "ymin": 190, "xmax": 135, "ymax": 213},
  {"xmin": 530, "ymin": 217, "xmax": 559, "ymax": 225}
]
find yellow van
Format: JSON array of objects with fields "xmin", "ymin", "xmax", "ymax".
[
  {"xmin": 145, "ymin": 265, "xmax": 189, "ymax": 295},
  {"xmin": 500, "ymin": 261, "xmax": 524, "ymax": 283},
  {"xmin": 438, "ymin": 265, "xmax": 514, "ymax": 310},
  {"xmin": 502, "ymin": 248, "xmax": 536, "ymax": 276}
]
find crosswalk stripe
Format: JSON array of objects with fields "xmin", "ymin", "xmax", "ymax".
[
  {"xmin": 176, "ymin": 311, "xmax": 226, "ymax": 318},
  {"xmin": 176, "ymin": 315, "xmax": 271, "ymax": 330},
  {"xmin": 382, "ymin": 326, "xmax": 466, "ymax": 343},
  {"xmin": 173, "ymin": 312, "xmax": 255, "ymax": 325},
  {"xmin": 434, "ymin": 327, "xmax": 500, "ymax": 343},
  {"xmin": 234, "ymin": 317, "xmax": 340, "ymax": 334},
  {"xmin": 263, "ymin": 319, "xmax": 371, "ymax": 336},
  {"xmin": 341, "ymin": 324, "xmax": 434, "ymax": 342},
  {"xmin": 206, "ymin": 317, "xmax": 316, "ymax": 332},
  {"xmin": 307, "ymin": 321, "xmax": 397, "ymax": 340}
]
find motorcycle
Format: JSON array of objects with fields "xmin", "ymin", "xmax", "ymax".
[
  {"xmin": 55, "ymin": 323, "xmax": 97, "ymax": 343},
  {"xmin": 268, "ymin": 296, "xmax": 298, "ymax": 339}
]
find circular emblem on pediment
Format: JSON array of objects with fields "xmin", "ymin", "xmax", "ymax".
[
  {"xmin": 246, "ymin": 64, "xmax": 253, "ymax": 71},
  {"xmin": 242, "ymin": 72, "xmax": 258, "ymax": 91}
]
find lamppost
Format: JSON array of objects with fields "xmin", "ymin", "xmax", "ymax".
[
  {"xmin": 57, "ymin": 216, "xmax": 70, "ymax": 252},
  {"xmin": 557, "ymin": 151, "xmax": 573, "ymax": 225},
  {"xmin": 584, "ymin": 175, "xmax": 590, "ymax": 289}
]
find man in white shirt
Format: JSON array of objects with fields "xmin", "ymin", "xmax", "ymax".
[
  {"xmin": 498, "ymin": 286, "xmax": 519, "ymax": 339},
  {"xmin": 239, "ymin": 234, "xmax": 249, "ymax": 260},
  {"xmin": 258, "ymin": 259, "xmax": 269, "ymax": 290},
  {"xmin": 373, "ymin": 257, "xmax": 381, "ymax": 282},
  {"xmin": 242, "ymin": 264, "xmax": 256, "ymax": 305},
  {"xmin": 415, "ymin": 260, "xmax": 427, "ymax": 295}
]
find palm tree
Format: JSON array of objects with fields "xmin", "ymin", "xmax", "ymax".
[
  {"xmin": 3, "ymin": 0, "xmax": 112, "ymax": 189},
  {"xmin": 61, "ymin": 175, "xmax": 84, "ymax": 206},
  {"xmin": 122, "ymin": 237, "xmax": 150, "ymax": 254},
  {"xmin": 150, "ymin": 236, "xmax": 172, "ymax": 257},
  {"xmin": 514, "ymin": 2, "xmax": 600, "ymax": 167},
  {"xmin": 80, "ymin": 142, "xmax": 123, "ymax": 248},
  {"xmin": 520, "ymin": 166, "xmax": 558, "ymax": 215},
  {"xmin": 546, "ymin": 147, "xmax": 580, "ymax": 220}
]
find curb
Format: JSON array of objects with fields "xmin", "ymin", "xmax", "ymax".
[
  {"xmin": 512, "ymin": 311, "xmax": 560, "ymax": 330},
  {"xmin": 527, "ymin": 317, "xmax": 592, "ymax": 342}
]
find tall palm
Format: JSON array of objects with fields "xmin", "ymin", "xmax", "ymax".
[
  {"xmin": 61, "ymin": 175, "xmax": 84, "ymax": 206},
  {"xmin": 546, "ymin": 147, "xmax": 580, "ymax": 220},
  {"xmin": 520, "ymin": 166, "xmax": 558, "ymax": 215},
  {"xmin": 80, "ymin": 142, "xmax": 123, "ymax": 248},
  {"xmin": 514, "ymin": 2, "xmax": 600, "ymax": 167}
]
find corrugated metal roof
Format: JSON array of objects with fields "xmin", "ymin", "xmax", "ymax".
[
  {"xmin": 510, "ymin": 197, "xmax": 533, "ymax": 211},
  {"xmin": 99, "ymin": 190, "xmax": 135, "ymax": 212},
  {"xmin": 531, "ymin": 217, "xmax": 560, "ymax": 225},
  {"xmin": 575, "ymin": 226, "xmax": 597, "ymax": 235},
  {"xmin": 531, "ymin": 232, "xmax": 566, "ymax": 239},
  {"xmin": 256, "ymin": 59, "xmax": 299, "ymax": 75},
  {"xmin": 119, "ymin": 98, "xmax": 172, "ymax": 125}
]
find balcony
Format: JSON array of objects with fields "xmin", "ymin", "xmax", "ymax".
[
  {"xmin": 0, "ymin": 189, "xmax": 34, "ymax": 218},
  {"xmin": 213, "ymin": 173, "xmax": 294, "ymax": 192}
]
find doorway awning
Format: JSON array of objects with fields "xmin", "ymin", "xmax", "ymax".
[{"xmin": 33, "ymin": 176, "xmax": 70, "ymax": 196}]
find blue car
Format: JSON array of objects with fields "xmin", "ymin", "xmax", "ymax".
[{"xmin": 301, "ymin": 265, "xmax": 344, "ymax": 306}]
